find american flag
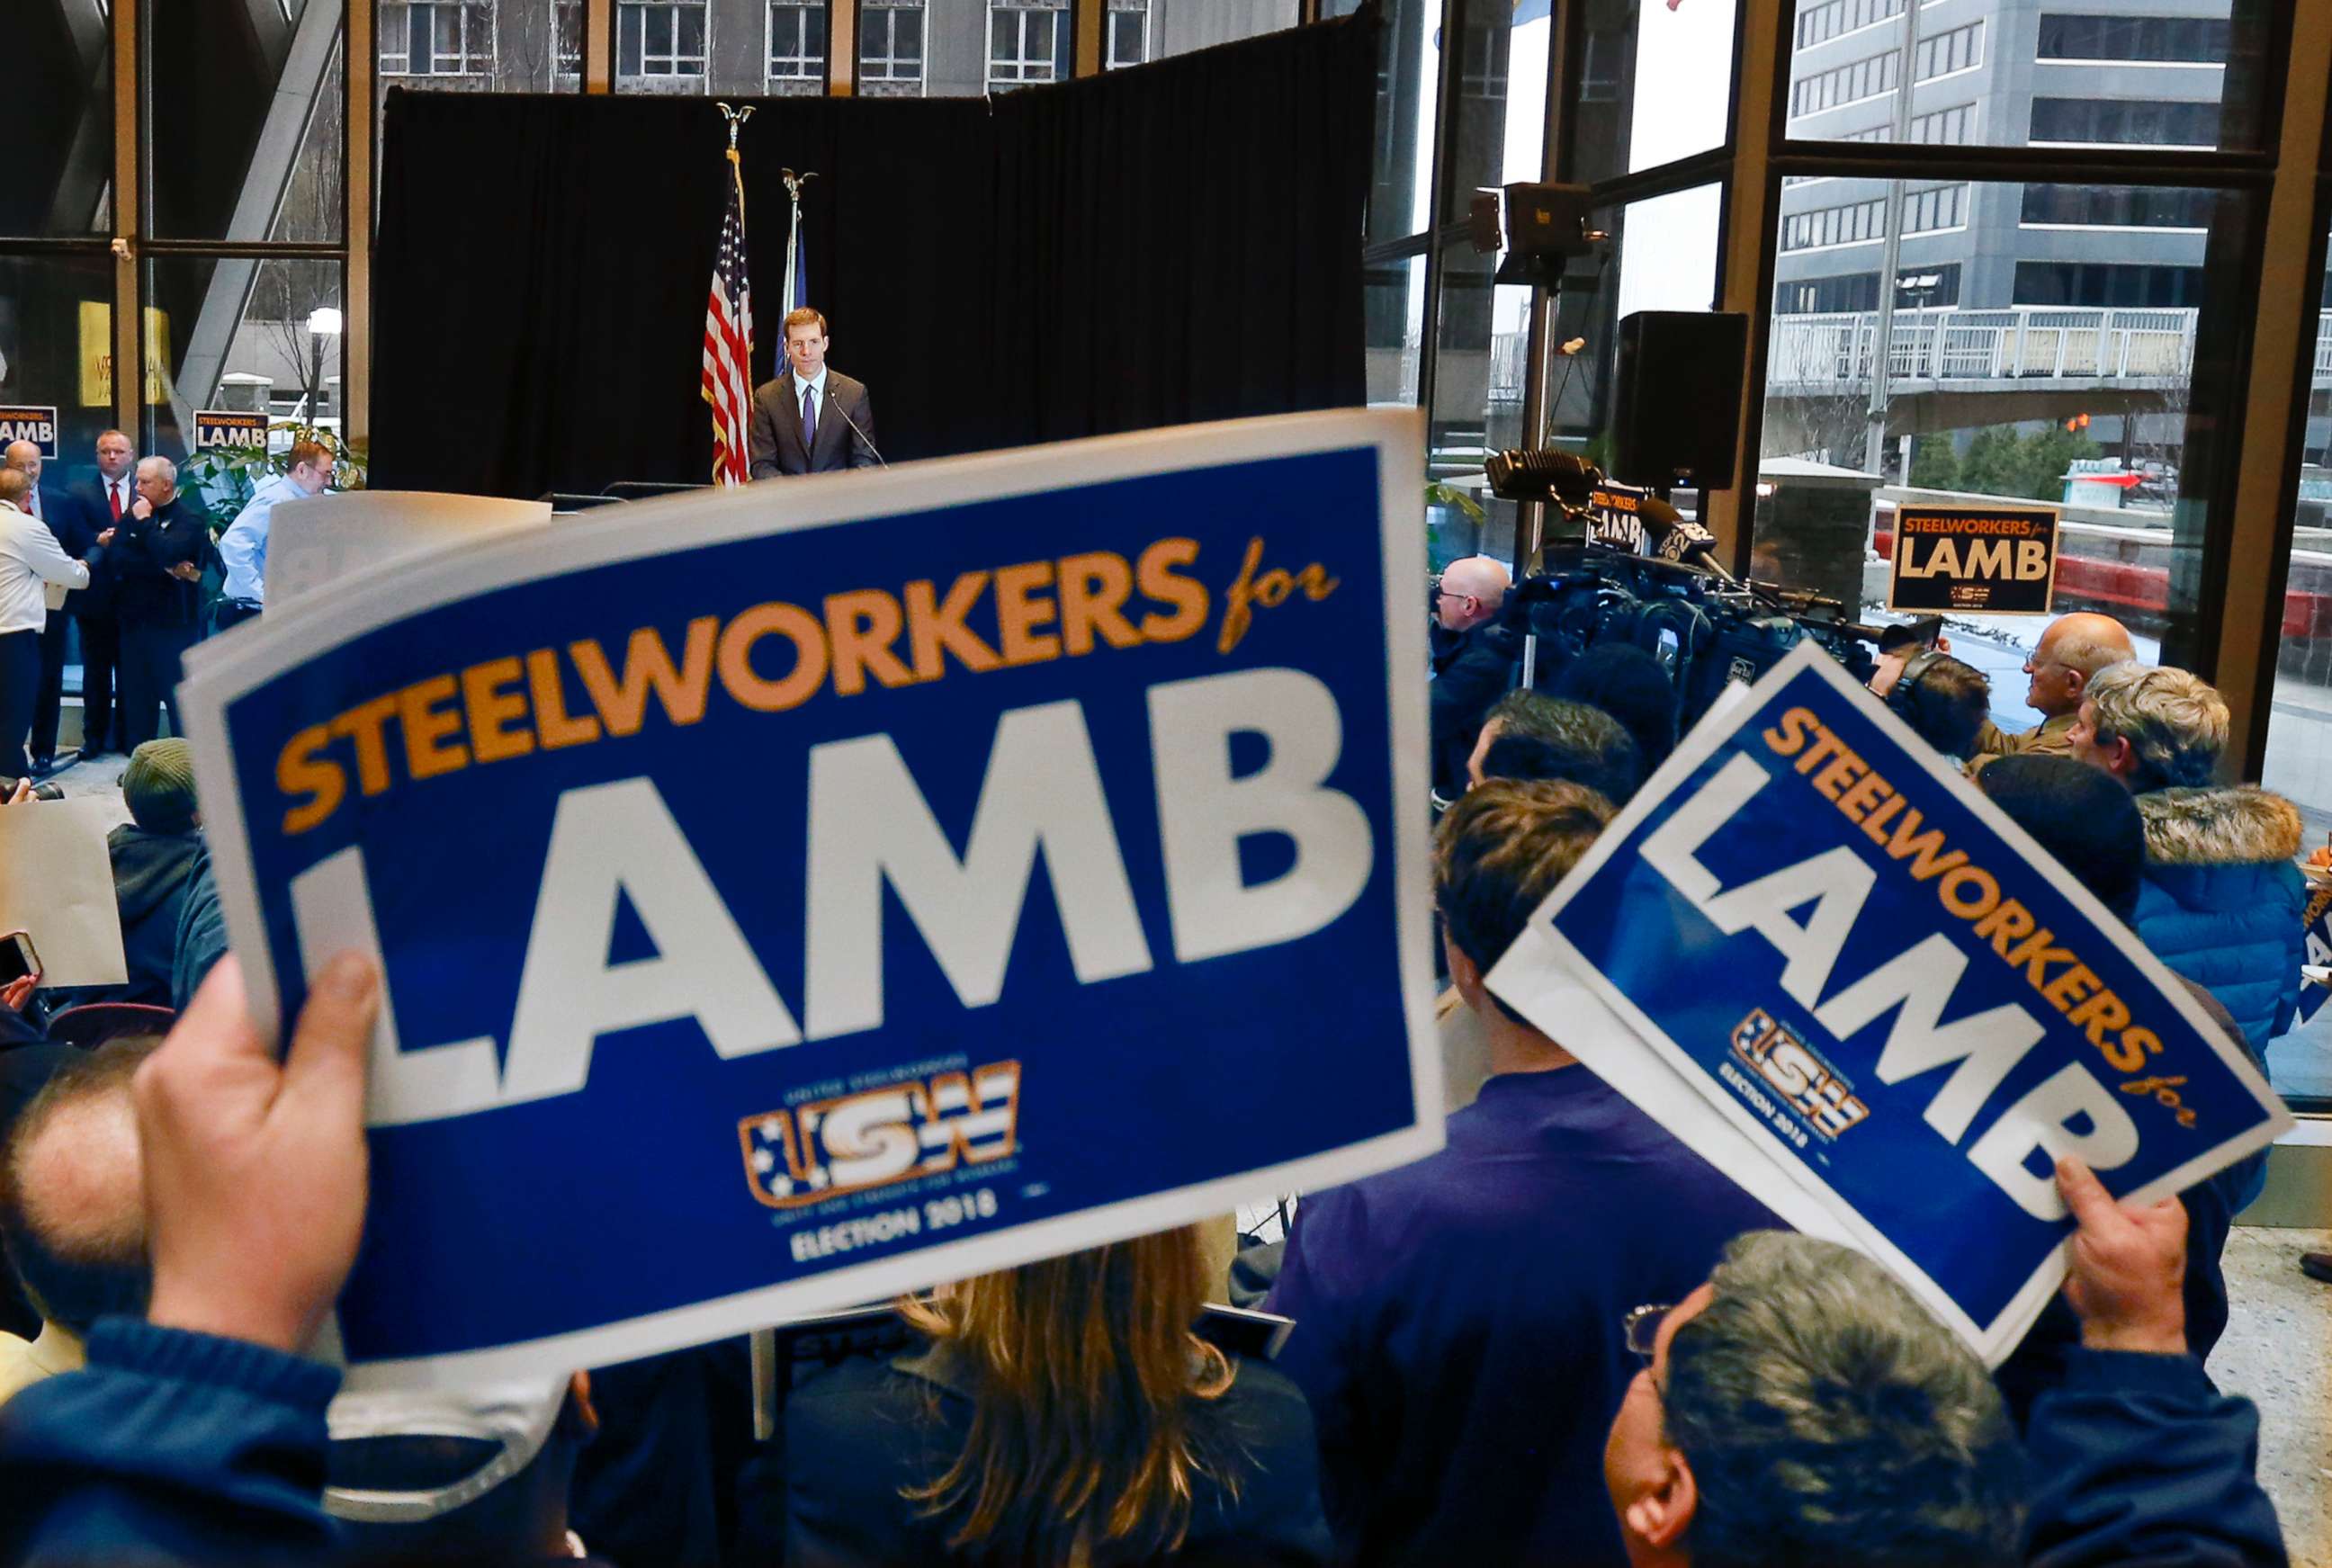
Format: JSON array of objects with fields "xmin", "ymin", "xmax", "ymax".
[{"xmin": 701, "ymin": 148, "xmax": 754, "ymax": 488}]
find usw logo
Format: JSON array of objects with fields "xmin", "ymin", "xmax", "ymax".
[{"xmin": 739, "ymin": 1062, "xmax": 1020, "ymax": 1209}]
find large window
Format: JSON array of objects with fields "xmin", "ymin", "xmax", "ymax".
[
  {"xmin": 1759, "ymin": 177, "xmax": 2256, "ymax": 687},
  {"xmin": 988, "ymin": 0, "xmax": 1070, "ymax": 88},
  {"xmin": 1126, "ymin": 2, "xmax": 1295, "ymax": 67},
  {"xmin": 2257, "ymin": 211, "xmax": 2332, "ymax": 1107},
  {"xmin": 2031, "ymin": 97, "xmax": 2222, "ymax": 148},
  {"xmin": 143, "ymin": 257, "xmax": 345, "ymax": 466},
  {"xmin": 2036, "ymin": 14, "xmax": 2231, "ymax": 64},
  {"xmin": 860, "ymin": 0, "xmax": 926, "ymax": 94},
  {"xmin": 618, "ymin": 0, "xmax": 708, "ymax": 85},
  {"xmin": 1788, "ymin": 0, "xmax": 2270, "ymax": 150},
  {"xmin": 380, "ymin": 1, "xmax": 493, "ymax": 76},
  {"xmin": 1780, "ymin": 185, "xmax": 1965, "ymax": 251},
  {"xmin": 766, "ymin": 0, "xmax": 827, "ymax": 92},
  {"xmin": 4, "ymin": 0, "xmax": 111, "ymax": 237}
]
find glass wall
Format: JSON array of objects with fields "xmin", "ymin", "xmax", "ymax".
[
  {"xmin": 151, "ymin": 0, "xmax": 347, "ymax": 244},
  {"xmin": 1103, "ymin": 0, "xmax": 1296, "ymax": 69},
  {"xmin": 142, "ymin": 257, "xmax": 347, "ymax": 470},
  {"xmin": 1757, "ymin": 175, "xmax": 2259, "ymax": 695},
  {"xmin": 0, "ymin": 255, "xmax": 125, "ymax": 493},
  {"xmin": 2257, "ymin": 206, "xmax": 2332, "ymax": 1107},
  {"xmin": 7, "ymin": 0, "xmax": 112, "ymax": 237}
]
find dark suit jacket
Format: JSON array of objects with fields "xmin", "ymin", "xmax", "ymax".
[
  {"xmin": 62, "ymin": 478, "xmax": 131, "ymax": 616},
  {"xmin": 749, "ymin": 370, "xmax": 878, "ymax": 478},
  {"xmin": 110, "ymin": 495, "xmax": 211, "ymax": 628}
]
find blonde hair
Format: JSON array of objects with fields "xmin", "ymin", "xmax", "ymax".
[
  {"xmin": 899, "ymin": 1225, "xmax": 1238, "ymax": 1564},
  {"xmin": 2085, "ymin": 661, "xmax": 2227, "ymax": 790}
]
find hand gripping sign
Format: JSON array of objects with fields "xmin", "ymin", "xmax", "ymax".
[
  {"xmin": 180, "ymin": 410, "xmax": 1442, "ymax": 1389},
  {"xmin": 1489, "ymin": 642, "xmax": 2290, "ymax": 1364}
]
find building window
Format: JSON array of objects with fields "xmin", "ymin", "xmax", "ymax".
[
  {"xmin": 380, "ymin": 2, "xmax": 494, "ymax": 76},
  {"xmin": 861, "ymin": 0, "xmax": 924, "ymax": 94},
  {"xmin": 1912, "ymin": 19, "xmax": 1982, "ymax": 80},
  {"xmin": 618, "ymin": 0, "xmax": 707, "ymax": 79},
  {"xmin": 1781, "ymin": 196, "xmax": 1887, "ymax": 251},
  {"xmin": 1909, "ymin": 102, "xmax": 1975, "ymax": 143},
  {"xmin": 1903, "ymin": 183, "xmax": 1968, "ymax": 234},
  {"xmin": 2030, "ymin": 98, "xmax": 2221, "ymax": 147},
  {"xmin": 989, "ymin": 0, "xmax": 1070, "ymax": 89},
  {"xmin": 2036, "ymin": 14, "xmax": 2229, "ymax": 64},
  {"xmin": 1789, "ymin": 49, "xmax": 1899, "ymax": 117},
  {"xmin": 767, "ymin": 0, "xmax": 826, "ymax": 91},
  {"xmin": 1460, "ymin": 13, "xmax": 1510, "ymax": 99},
  {"xmin": 1796, "ymin": 0, "xmax": 1908, "ymax": 50},
  {"xmin": 2012, "ymin": 261, "xmax": 2208, "ymax": 309},
  {"xmin": 553, "ymin": 0, "xmax": 582, "ymax": 75},
  {"xmin": 1105, "ymin": 0, "xmax": 1147, "ymax": 70},
  {"xmin": 1775, "ymin": 264, "xmax": 1962, "ymax": 314},
  {"xmin": 2020, "ymin": 184, "xmax": 2217, "ymax": 228}
]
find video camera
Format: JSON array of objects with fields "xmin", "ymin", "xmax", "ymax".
[{"xmin": 1482, "ymin": 448, "xmax": 1882, "ymax": 728}]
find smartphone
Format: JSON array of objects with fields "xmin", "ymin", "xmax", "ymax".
[{"xmin": 0, "ymin": 930, "xmax": 40, "ymax": 987}]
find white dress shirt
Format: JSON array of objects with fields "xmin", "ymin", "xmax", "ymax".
[
  {"xmin": 94, "ymin": 472, "xmax": 132, "ymax": 525},
  {"xmin": 0, "ymin": 500, "xmax": 91, "ymax": 636}
]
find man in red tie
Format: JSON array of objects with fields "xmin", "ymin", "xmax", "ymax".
[{"xmin": 61, "ymin": 431, "xmax": 133, "ymax": 757}]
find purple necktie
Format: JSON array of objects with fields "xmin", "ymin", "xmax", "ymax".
[{"xmin": 802, "ymin": 384, "xmax": 819, "ymax": 458}]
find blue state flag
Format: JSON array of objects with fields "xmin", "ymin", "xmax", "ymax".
[{"xmin": 1490, "ymin": 641, "xmax": 2291, "ymax": 1363}]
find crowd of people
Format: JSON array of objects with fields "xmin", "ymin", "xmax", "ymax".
[
  {"xmin": 0, "ymin": 526, "xmax": 2314, "ymax": 1564},
  {"xmin": 0, "ymin": 431, "xmax": 325, "ymax": 784}
]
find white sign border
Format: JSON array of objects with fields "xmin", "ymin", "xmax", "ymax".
[{"xmin": 1493, "ymin": 640, "xmax": 2292, "ymax": 1365}]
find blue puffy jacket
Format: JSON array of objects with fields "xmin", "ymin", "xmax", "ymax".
[{"xmin": 2132, "ymin": 785, "xmax": 2307, "ymax": 1060}]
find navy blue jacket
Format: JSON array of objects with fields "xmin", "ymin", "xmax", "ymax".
[
  {"xmin": 2024, "ymin": 1349, "xmax": 2287, "ymax": 1566},
  {"xmin": 2132, "ymin": 786, "xmax": 2307, "ymax": 1060},
  {"xmin": 0, "ymin": 1317, "xmax": 341, "ymax": 1565},
  {"xmin": 1266, "ymin": 1066, "xmax": 1780, "ymax": 1568}
]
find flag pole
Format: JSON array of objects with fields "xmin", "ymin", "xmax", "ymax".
[{"xmin": 779, "ymin": 166, "xmax": 817, "ymax": 318}]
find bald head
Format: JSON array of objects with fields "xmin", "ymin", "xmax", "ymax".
[
  {"xmin": 3, "ymin": 441, "xmax": 40, "ymax": 483},
  {"xmin": 0, "ymin": 1040, "xmax": 157, "ymax": 1331},
  {"xmin": 0, "ymin": 468, "xmax": 29, "ymax": 510},
  {"xmin": 1436, "ymin": 556, "xmax": 1510, "ymax": 632},
  {"xmin": 2024, "ymin": 612, "xmax": 2136, "ymax": 719}
]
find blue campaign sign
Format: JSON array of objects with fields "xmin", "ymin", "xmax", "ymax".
[
  {"xmin": 0, "ymin": 406, "xmax": 58, "ymax": 460},
  {"xmin": 1508, "ymin": 642, "xmax": 2290, "ymax": 1361},
  {"xmin": 180, "ymin": 410, "xmax": 1440, "ymax": 1387}
]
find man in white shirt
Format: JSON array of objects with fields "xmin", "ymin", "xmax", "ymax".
[
  {"xmin": 62, "ymin": 429, "xmax": 137, "ymax": 757},
  {"xmin": 0, "ymin": 469, "xmax": 92, "ymax": 783},
  {"xmin": 747, "ymin": 307, "xmax": 880, "ymax": 478},
  {"xmin": 214, "ymin": 438, "xmax": 335, "ymax": 632},
  {"xmin": 1, "ymin": 441, "xmax": 77, "ymax": 770}
]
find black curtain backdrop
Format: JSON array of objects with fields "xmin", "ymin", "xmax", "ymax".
[{"xmin": 372, "ymin": 15, "xmax": 1373, "ymax": 497}]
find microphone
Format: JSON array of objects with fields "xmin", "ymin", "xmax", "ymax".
[
  {"xmin": 1637, "ymin": 497, "xmax": 1738, "ymax": 584},
  {"xmin": 832, "ymin": 399, "xmax": 887, "ymax": 468}
]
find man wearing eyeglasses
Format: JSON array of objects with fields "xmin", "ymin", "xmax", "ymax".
[
  {"xmin": 1602, "ymin": 1159, "xmax": 2284, "ymax": 1567},
  {"xmin": 1428, "ymin": 555, "xmax": 1520, "ymax": 800},
  {"xmin": 1970, "ymin": 611, "xmax": 2134, "ymax": 771},
  {"xmin": 1267, "ymin": 780, "xmax": 1779, "ymax": 1568}
]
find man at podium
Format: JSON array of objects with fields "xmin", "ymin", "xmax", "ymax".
[{"xmin": 749, "ymin": 308, "xmax": 879, "ymax": 478}]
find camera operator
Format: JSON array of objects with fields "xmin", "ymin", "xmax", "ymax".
[
  {"xmin": 1868, "ymin": 625, "xmax": 1991, "ymax": 769},
  {"xmin": 1428, "ymin": 557, "xmax": 1518, "ymax": 800}
]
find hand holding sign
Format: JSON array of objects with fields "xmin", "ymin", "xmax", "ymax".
[
  {"xmin": 139, "ymin": 954, "xmax": 379, "ymax": 1356},
  {"xmin": 2056, "ymin": 1155, "xmax": 2188, "ymax": 1357}
]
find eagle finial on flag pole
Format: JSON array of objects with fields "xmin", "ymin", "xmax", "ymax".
[{"xmin": 701, "ymin": 104, "xmax": 758, "ymax": 487}]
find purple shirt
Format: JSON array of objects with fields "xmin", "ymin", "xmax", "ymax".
[{"xmin": 1267, "ymin": 1065, "xmax": 1782, "ymax": 1568}]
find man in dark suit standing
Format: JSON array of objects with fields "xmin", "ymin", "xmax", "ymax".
[
  {"xmin": 109, "ymin": 455, "xmax": 210, "ymax": 750},
  {"xmin": 61, "ymin": 428, "xmax": 137, "ymax": 757},
  {"xmin": 748, "ymin": 308, "xmax": 879, "ymax": 478},
  {"xmin": 2, "ymin": 440, "xmax": 80, "ymax": 771}
]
